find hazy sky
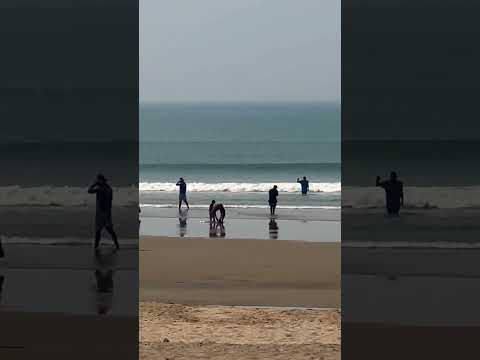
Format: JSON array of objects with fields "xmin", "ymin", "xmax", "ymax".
[{"xmin": 140, "ymin": 0, "xmax": 340, "ymax": 103}]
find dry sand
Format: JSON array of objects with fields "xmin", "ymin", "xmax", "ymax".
[
  {"xmin": 140, "ymin": 236, "xmax": 340, "ymax": 359},
  {"xmin": 140, "ymin": 302, "xmax": 340, "ymax": 360}
]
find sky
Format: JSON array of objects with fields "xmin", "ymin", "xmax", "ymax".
[{"xmin": 140, "ymin": 0, "xmax": 340, "ymax": 103}]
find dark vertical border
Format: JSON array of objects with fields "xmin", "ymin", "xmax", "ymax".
[
  {"xmin": 0, "ymin": 1, "xmax": 138, "ymax": 359},
  {"xmin": 343, "ymin": 0, "xmax": 480, "ymax": 358}
]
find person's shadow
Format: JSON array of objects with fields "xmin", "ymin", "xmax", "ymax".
[
  {"xmin": 93, "ymin": 249, "xmax": 116, "ymax": 315},
  {"xmin": 178, "ymin": 209, "xmax": 188, "ymax": 237},
  {"xmin": 269, "ymin": 218, "xmax": 279, "ymax": 239}
]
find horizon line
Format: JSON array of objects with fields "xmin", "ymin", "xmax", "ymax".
[{"xmin": 140, "ymin": 99, "xmax": 341, "ymax": 105}]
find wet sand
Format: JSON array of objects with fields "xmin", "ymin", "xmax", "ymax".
[
  {"xmin": 343, "ymin": 322, "xmax": 480, "ymax": 360},
  {"xmin": 343, "ymin": 246, "xmax": 480, "ymax": 326},
  {"xmin": 0, "ymin": 242, "xmax": 137, "ymax": 358},
  {"xmin": 0, "ymin": 245, "xmax": 137, "ymax": 315},
  {"xmin": 140, "ymin": 236, "xmax": 340, "ymax": 359},
  {"xmin": 141, "ymin": 216, "xmax": 340, "ymax": 242},
  {"xmin": 140, "ymin": 302, "xmax": 340, "ymax": 360},
  {"xmin": 0, "ymin": 311, "xmax": 137, "ymax": 360},
  {"xmin": 140, "ymin": 236, "xmax": 340, "ymax": 308}
]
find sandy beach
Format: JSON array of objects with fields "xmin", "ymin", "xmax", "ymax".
[
  {"xmin": 140, "ymin": 302, "xmax": 340, "ymax": 360},
  {"xmin": 140, "ymin": 235, "xmax": 340, "ymax": 359}
]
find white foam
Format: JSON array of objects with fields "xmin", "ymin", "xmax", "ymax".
[
  {"xmin": 139, "ymin": 182, "xmax": 341, "ymax": 193},
  {"xmin": 0, "ymin": 186, "xmax": 138, "ymax": 207},
  {"xmin": 343, "ymin": 186, "xmax": 480, "ymax": 209}
]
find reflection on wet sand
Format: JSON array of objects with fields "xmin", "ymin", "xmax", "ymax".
[
  {"xmin": 94, "ymin": 249, "xmax": 117, "ymax": 315},
  {"xmin": 269, "ymin": 218, "xmax": 279, "ymax": 239},
  {"xmin": 178, "ymin": 209, "xmax": 188, "ymax": 237},
  {"xmin": 95, "ymin": 269, "xmax": 114, "ymax": 315},
  {"xmin": 209, "ymin": 222, "xmax": 226, "ymax": 238}
]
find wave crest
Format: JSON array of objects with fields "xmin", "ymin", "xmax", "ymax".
[
  {"xmin": 0, "ymin": 186, "xmax": 138, "ymax": 207},
  {"xmin": 343, "ymin": 186, "xmax": 480, "ymax": 209},
  {"xmin": 139, "ymin": 182, "xmax": 341, "ymax": 193}
]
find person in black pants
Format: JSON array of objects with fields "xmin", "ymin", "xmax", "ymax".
[
  {"xmin": 268, "ymin": 185, "xmax": 279, "ymax": 216},
  {"xmin": 88, "ymin": 174, "xmax": 119, "ymax": 250}
]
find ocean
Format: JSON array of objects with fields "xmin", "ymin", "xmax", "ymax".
[{"xmin": 139, "ymin": 102, "xmax": 341, "ymax": 213}]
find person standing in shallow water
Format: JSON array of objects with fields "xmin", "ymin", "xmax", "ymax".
[
  {"xmin": 376, "ymin": 171, "xmax": 404, "ymax": 215},
  {"xmin": 297, "ymin": 176, "xmax": 309, "ymax": 195},
  {"xmin": 268, "ymin": 185, "xmax": 279, "ymax": 216},
  {"xmin": 176, "ymin": 177, "xmax": 190, "ymax": 211},
  {"xmin": 88, "ymin": 174, "xmax": 120, "ymax": 250}
]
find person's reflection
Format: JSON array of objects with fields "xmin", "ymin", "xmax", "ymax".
[
  {"xmin": 209, "ymin": 221, "xmax": 217, "ymax": 238},
  {"xmin": 218, "ymin": 223, "xmax": 226, "ymax": 238},
  {"xmin": 269, "ymin": 218, "xmax": 279, "ymax": 239},
  {"xmin": 178, "ymin": 209, "xmax": 188, "ymax": 237},
  {"xmin": 209, "ymin": 222, "xmax": 226, "ymax": 238},
  {"xmin": 95, "ymin": 269, "xmax": 114, "ymax": 315},
  {"xmin": 94, "ymin": 249, "xmax": 116, "ymax": 315}
]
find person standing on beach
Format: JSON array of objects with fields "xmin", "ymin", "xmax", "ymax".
[
  {"xmin": 268, "ymin": 185, "xmax": 279, "ymax": 216},
  {"xmin": 376, "ymin": 171, "xmax": 404, "ymax": 215},
  {"xmin": 176, "ymin": 177, "xmax": 190, "ymax": 211},
  {"xmin": 297, "ymin": 176, "xmax": 309, "ymax": 195},
  {"xmin": 88, "ymin": 174, "xmax": 120, "ymax": 250}
]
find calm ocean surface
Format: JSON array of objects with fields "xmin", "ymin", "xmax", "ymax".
[{"xmin": 140, "ymin": 102, "xmax": 340, "ymax": 210}]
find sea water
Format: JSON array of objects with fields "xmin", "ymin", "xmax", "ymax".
[{"xmin": 140, "ymin": 102, "xmax": 341, "ymax": 213}]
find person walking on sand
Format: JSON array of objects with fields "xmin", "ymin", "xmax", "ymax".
[
  {"xmin": 376, "ymin": 171, "xmax": 404, "ymax": 215},
  {"xmin": 176, "ymin": 177, "xmax": 190, "ymax": 211},
  {"xmin": 88, "ymin": 174, "xmax": 120, "ymax": 250},
  {"xmin": 297, "ymin": 176, "xmax": 309, "ymax": 195},
  {"xmin": 268, "ymin": 185, "xmax": 279, "ymax": 216}
]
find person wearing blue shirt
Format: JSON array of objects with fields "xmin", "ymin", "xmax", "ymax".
[
  {"xmin": 176, "ymin": 177, "xmax": 190, "ymax": 211},
  {"xmin": 297, "ymin": 176, "xmax": 309, "ymax": 195}
]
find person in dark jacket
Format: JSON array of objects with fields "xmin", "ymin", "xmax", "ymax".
[
  {"xmin": 376, "ymin": 171, "xmax": 404, "ymax": 215},
  {"xmin": 88, "ymin": 174, "xmax": 119, "ymax": 250}
]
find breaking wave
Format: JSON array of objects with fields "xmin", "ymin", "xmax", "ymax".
[
  {"xmin": 0, "ymin": 186, "xmax": 138, "ymax": 207},
  {"xmin": 139, "ymin": 182, "xmax": 341, "ymax": 193},
  {"xmin": 343, "ymin": 186, "xmax": 480, "ymax": 209}
]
